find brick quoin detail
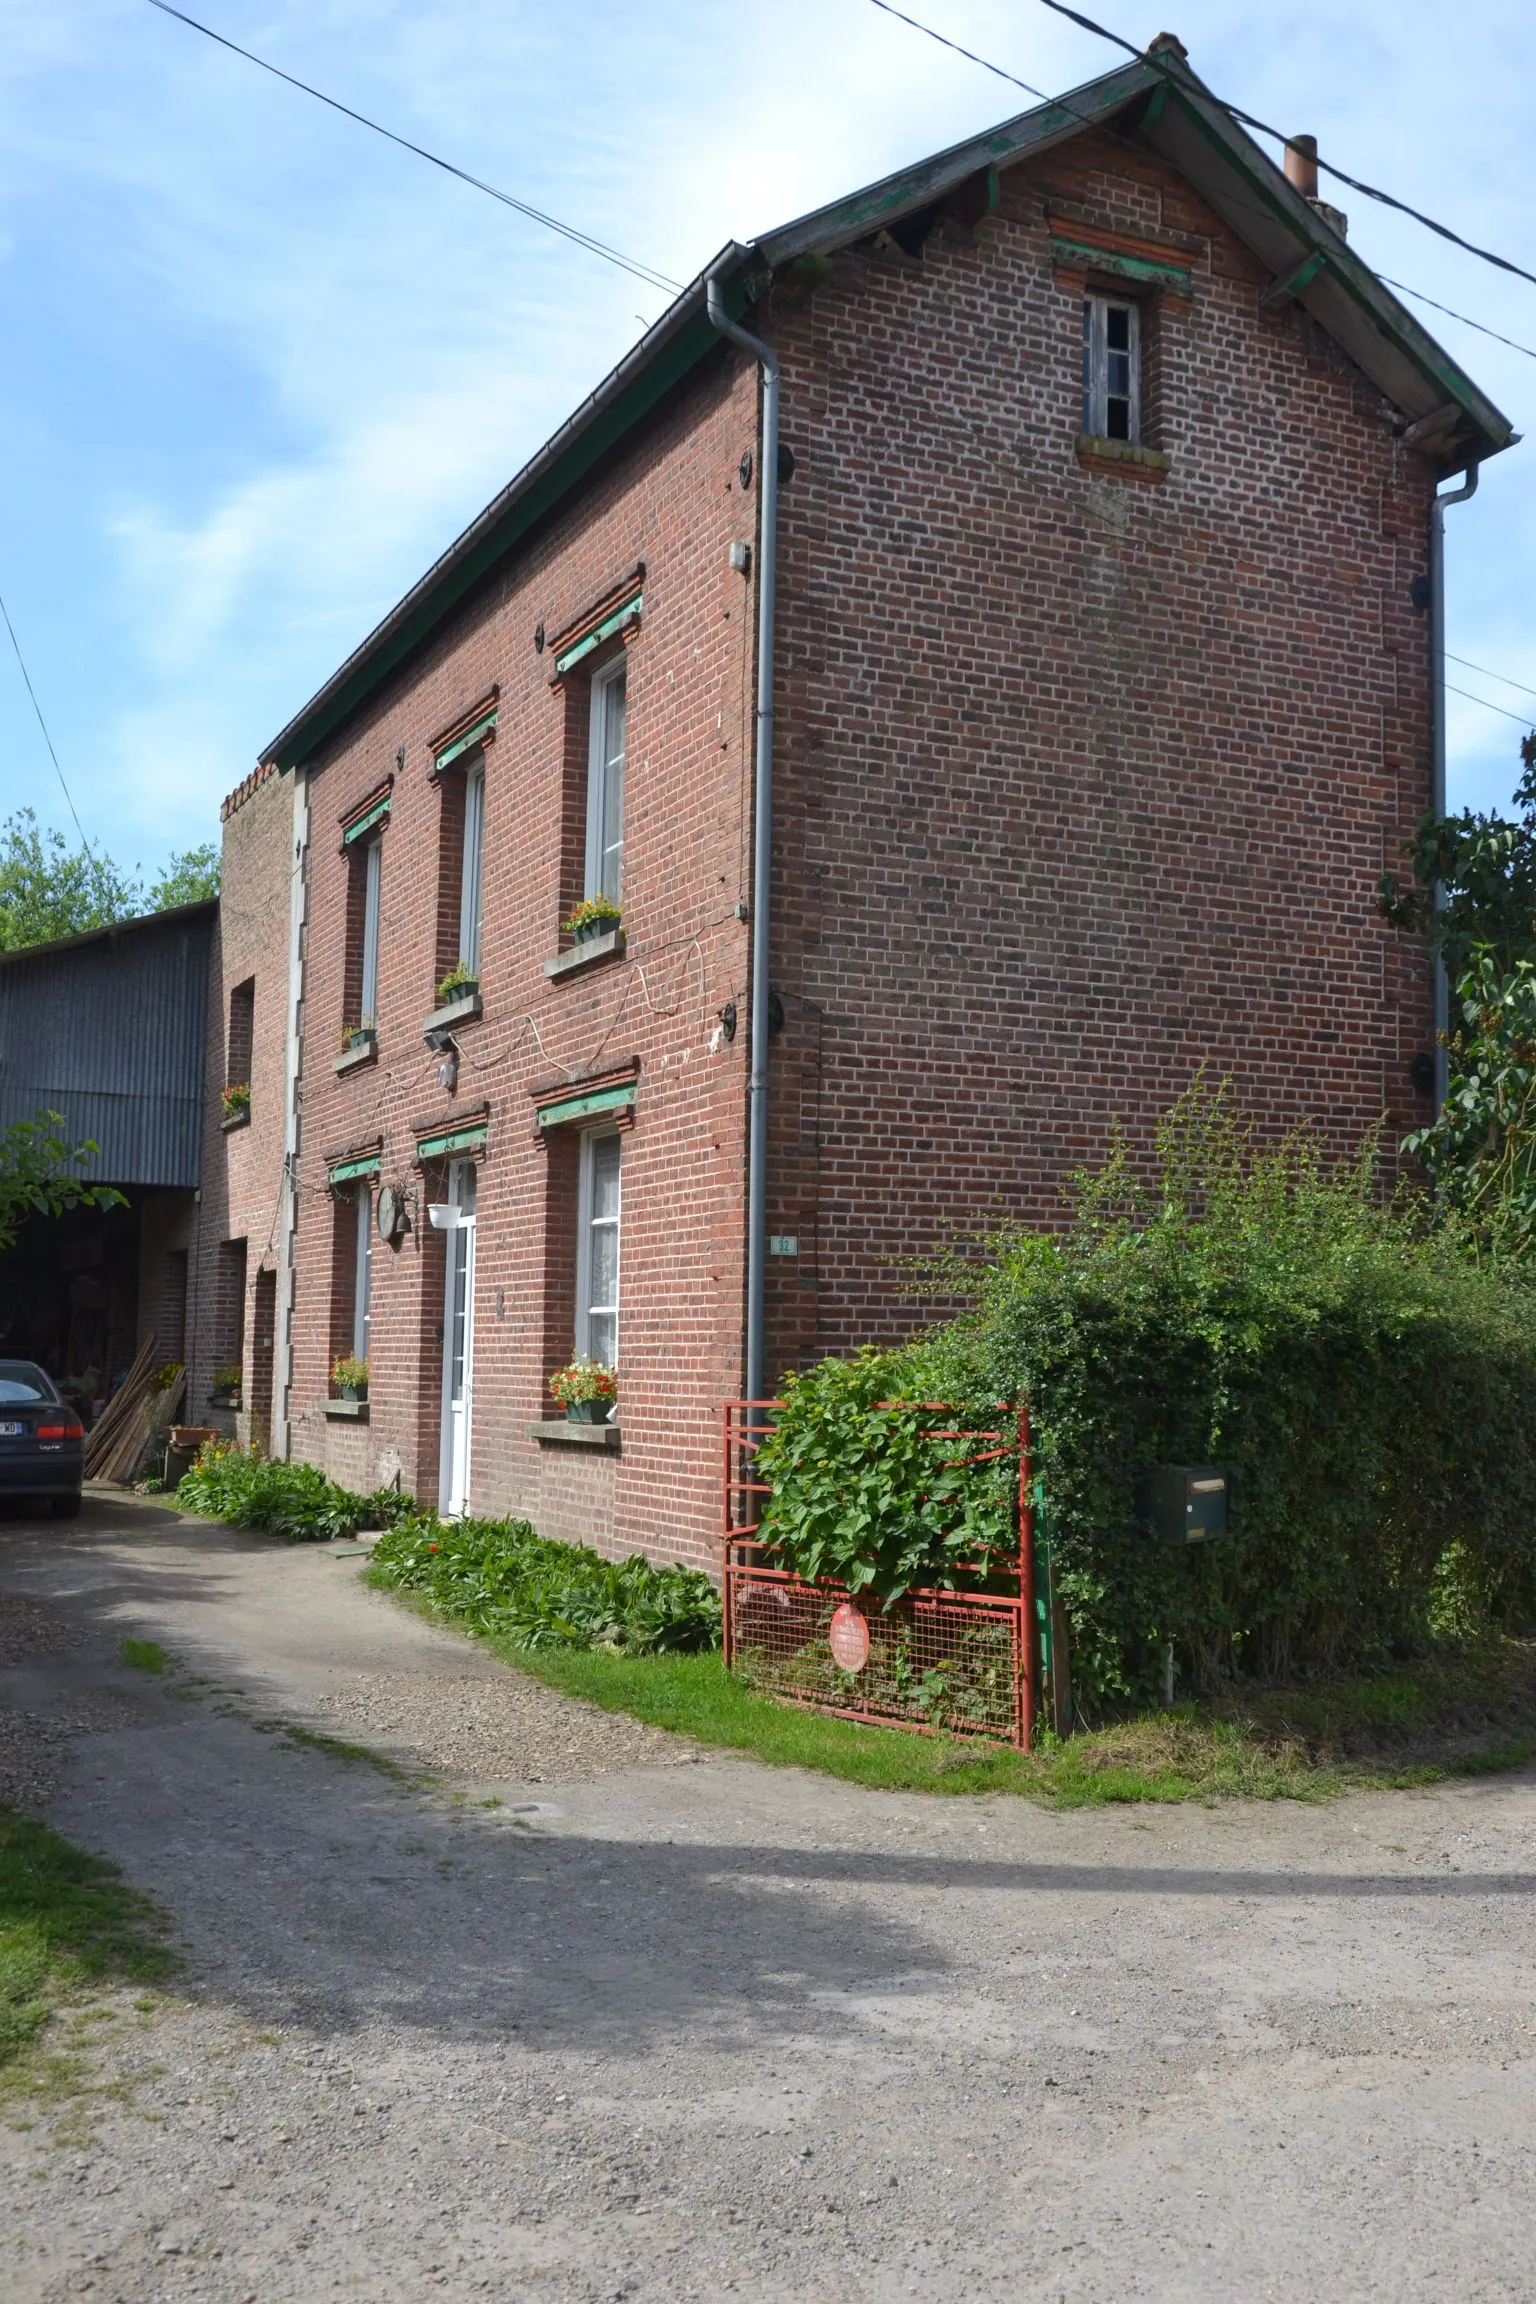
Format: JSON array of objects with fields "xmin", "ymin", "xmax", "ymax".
[{"xmin": 238, "ymin": 114, "xmax": 1459, "ymax": 1573}]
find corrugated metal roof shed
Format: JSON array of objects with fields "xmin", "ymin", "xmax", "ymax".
[{"xmin": 0, "ymin": 902, "xmax": 215, "ymax": 1185}]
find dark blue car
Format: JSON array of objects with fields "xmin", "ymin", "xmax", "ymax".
[{"xmin": 0, "ymin": 1362, "xmax": 85, "ymax": 1516}]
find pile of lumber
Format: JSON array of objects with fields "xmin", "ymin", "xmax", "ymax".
[{"xmin": 83, "ymin": 1335, "xmax": 185, "ymax": 1484}]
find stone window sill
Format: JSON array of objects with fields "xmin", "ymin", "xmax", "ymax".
[
  {"xmin": 543, "ymin": 929, "xmax": 625, "ymax": 982},
  {"xmin": 422, "ymin": 990, "xmax": 483, "ymax": 1036},
  {"xmin": 526, "ymin": 1418, "xmax": 621, "ymax": 1451},
  {"xmin": 1075, "ymin": 434, "xmax": 1171, "ymax": 485},
  {"xmin": 324, "ymin": 1398, "xmax": 370, "ymax": 1422},
  {"xmin": 335, "ymin": 1034, "xmax": 378, "ymax": 1076},
  {"xmin": 220, "ymin": 1110, "xmax": 251, "ymax": 1133}
]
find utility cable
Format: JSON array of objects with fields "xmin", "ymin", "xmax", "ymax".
[
  {"xmin": 1379, "ymin": 278, "xmax": 1536, "ymax": 363},
  {"xmin": 145, "ymin": 1, "xmax": 683, "ymax": 295},
  {"xmin": 1447, "ymin": 654, "xmax": 1536, "ymax": 703},
  {"xmin": 0, "ymin": 585, "xmax": 90, "ymax": 850},
  {"xmin": 1446, "ymin": 682, "xmax": 1535, "ymax": 729},
  {"xmin": 865, "ymin": 0, "xmax": 1536, "ymax": 295}
]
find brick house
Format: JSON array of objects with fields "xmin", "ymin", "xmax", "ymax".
[{"xmin": 223, "ymin": 38, "xmax": 1510, "ymax": 1568}]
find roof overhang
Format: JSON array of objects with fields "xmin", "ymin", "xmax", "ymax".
[{"xmin": 264, "ymin": 41, "xmax": 1513, "ymax": 775}]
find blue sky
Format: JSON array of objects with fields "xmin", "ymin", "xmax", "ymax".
[{"xmin": 2, "ymin": 0, "xmax": 1532, "ymax": 882}]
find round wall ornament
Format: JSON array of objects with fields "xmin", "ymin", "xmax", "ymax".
[
  {"xmin": 376, "ymin": 1184, "xmax": 403, "ymax": 1241},
  {"xmin": 828, "ymin": 1601, "xmax": 870, "ymax": 1673}
]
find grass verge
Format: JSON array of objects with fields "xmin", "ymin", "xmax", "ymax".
[
  {"xmin": 0, "ymin": 1807, "xmax": 178, "ymax": 2075},
  {"xmin": 374, "ymin": 1579, "xmax": 1536, "ymax": 1806}
]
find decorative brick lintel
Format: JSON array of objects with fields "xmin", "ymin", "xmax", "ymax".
[{"xmin": 1075, "ymin": 434, "xmax": 1172, "ymax": 484}]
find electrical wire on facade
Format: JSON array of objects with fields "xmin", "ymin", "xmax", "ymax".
[{"xmin": 0, "ymin": 585, "xmax": 90, "ymax": 851}]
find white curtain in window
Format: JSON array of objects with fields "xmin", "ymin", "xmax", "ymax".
[
  {"xmin": 585, "ymin": 663, "xmax": 626, "ymax": 905},
  {"xmin": 353, "ymin": 1184, "xmax": 372, "ymax": 1361},
  {"xmin": 360, "ymin": 836, "xmax": 383, "ymax": 1024},
  {"xmin": 459, "ymin": 759, "xmax": 484, "ymax": 971},
  {"xmin": 578, "ymin": 1132, "xmax": 621, "ymax": 1366}
]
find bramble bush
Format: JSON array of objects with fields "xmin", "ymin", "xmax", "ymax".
[
  {"xmin": 758, "ymin": 1084, "xmax": 1536, "ymax": 1713},
  {"xmin": 176, "ymin": 1443, "xmax": 719, "ymax": 1656}
]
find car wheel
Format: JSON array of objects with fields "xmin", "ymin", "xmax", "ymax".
[{"xmin": 51, "ymin": 1492, "xmax": 83, "ymax": 1519}]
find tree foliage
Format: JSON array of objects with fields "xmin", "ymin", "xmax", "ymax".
[
  {"xmin": 762, "ymin": 1084, "xmax": 1536, "ymax": 1713},
  {"xmin": 0, "ymin": 810, "xmax": 219, "ymax": 952},
  {"xmin": 1378, "ymin": 732, "xmax": 1536, "ymax": 981},
  {"xmin": 0, "ymin": 1112, "xmax": 123, "ymax": 1252},
  {"xmin": 1404, "ymin": 955, "xmax": 1536, "ymax": 1266}
]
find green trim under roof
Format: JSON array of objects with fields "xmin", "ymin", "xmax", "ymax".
[
  {"xmin": 555, "ymin": 594, "xmax": 642, "ymax": 676},
  {"xmin": 261, "ymin": 46, "xmax": 1512, "ymax": 777},
  {"xmin": 1048, "ymin": 233, "xmax": 1191, "ymax": 291},
  {"xmin": 341, "ymin": 795, "xmax": 391, "ymax": 846},
  {"xmin": 434, "ymin": 709, "xmax": 498, "ymax": 771},
  {"xmin": 328, "ymin": 1151, "xmax": 381, "ymax": 1184},
  {"xmin": 536, "ymin": 1081, "xmax": 636, "ymax": 1129},
  {"xmin": 416, "ymin": 1121, "xmax": 488, "ymax": 1162}
]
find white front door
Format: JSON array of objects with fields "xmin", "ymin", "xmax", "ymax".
[{"xmin": 438, "ymin": 1160, "xmax": 477, "ymax": 1517}]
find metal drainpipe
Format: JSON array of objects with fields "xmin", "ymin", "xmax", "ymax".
[
  {"xmin": 274, "ymin": 766, "xmax": 310, "ymax": 1459},
  {"xmin": 707, "ymin": 272, "xmax": 780, "ymax": 1408},
  {"xmin": 1429, "ymin": 463, "xmax": 1479, "ymax": 1111}
]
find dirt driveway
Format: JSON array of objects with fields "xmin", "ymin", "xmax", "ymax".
[{"xmin": 1, "ymin": 1490, "xmax": 1534, "ymax": 2303}]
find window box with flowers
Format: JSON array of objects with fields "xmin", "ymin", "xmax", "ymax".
[
  {"xmin": 221, "ymin": 1081, "xmax": 251, "ymax": 1131},
  {"xmin": 336, "ymin": 1022, "xmax": 378, "ymax": 1076},
  {"xmin": 331, "ymin": 1353, "xmax": 369, "ymax": 1402},
  {"xmin": 424, "ymin": 963, "xmax": 483, "ymax": 1037},
  {"xmin": 548, "ymin": 1355, "xmax": 616, "ymax": 1424},
  {"xmin": 544, "ymin": 897, "xmax": 624, "ymax": 983}
]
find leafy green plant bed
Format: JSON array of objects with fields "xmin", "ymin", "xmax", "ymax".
[
  {"xmin": 0, "ymin": 1806, "xmax": 177, "ymax": 2072},
  {"xmin": 176, "ymin": 1442, "xmax": 413, "ymax": 1543},
  {"xmin": 368, "ymin": 1513, "xmax": 719, "ymax": 1655},
  {"xmin": 492, "ymin": 1635, "xmax": 1536, "ymax": 1805}
]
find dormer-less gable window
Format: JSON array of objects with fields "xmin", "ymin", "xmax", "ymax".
[{"xmin": 1082, "ymin": 295, "xmax": 1140, "ymax": 442}]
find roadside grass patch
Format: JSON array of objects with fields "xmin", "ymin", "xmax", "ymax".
[
  {"xmin": 119, "ymin": 1638, "xmax": 172, "ymax": 1675},
  {"xmin": 0, "ymin": 1808, "xmax": 178, "ymax": 2084},
  {"xmin": 448, "ymin": 1629, "xmax": 1536, "ymax": 1807}
]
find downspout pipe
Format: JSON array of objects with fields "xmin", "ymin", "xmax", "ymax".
[
  {"xmin": 1429, "ymin": 462, "xmax": 1479, "ymax": 1112},
  {"xmin": 707, "ymin": 271, "xmax": 780, "ymax": 1408}
]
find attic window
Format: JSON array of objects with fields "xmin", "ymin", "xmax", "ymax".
[{"xmin": 1083, "ymin": 296, "xmax": 1139, "ymax": 443}]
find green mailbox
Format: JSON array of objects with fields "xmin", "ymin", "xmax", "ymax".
[{"xmin": 1134, "ymin": 1465, "xmax": 1229, "ymax": 1545}]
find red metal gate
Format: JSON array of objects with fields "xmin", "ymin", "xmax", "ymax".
[{"xmin": 721, "ymin": 1399, "xmax": 1038, "ymax": 1749}]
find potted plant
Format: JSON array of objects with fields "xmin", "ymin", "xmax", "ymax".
[
  {"xmin": 561, "ymin": 895, "xmax": 622, "ymax": 946},
  {"xmin": 549, "ymin": 1355, "xmax": 617, "ymax": 1423},
  {"xmin": 331, "ymin": 1353, "xmax": 370, "ymax": 1402},
  {"xmin": 210, "ymin": 1364, "xmax": 243, "ymax": 1409},
  {"xmin": 436, "ymin": 962, "xmax": 480, "ymax": 1006},
  {"xmin": 341, "ymin": 1021, "xmax": 375, "ymax": 1054},
  {"xmin": 221, "ymin": 1080, "xmax": 251, "ymax": 1126}
]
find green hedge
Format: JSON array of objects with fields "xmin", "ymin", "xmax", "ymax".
[
  {"xmin": 176, "ymin": 1443, "xmax": 719, "ymax": 1657},
  {"xmin": 760, "ymin": 1089, "xmax": 1536, "ymax": 1713}
]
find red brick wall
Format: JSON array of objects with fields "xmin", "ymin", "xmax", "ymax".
[
  {"xmin": 191, "ymin": 764, "xmax": 295, "ymax": 1434},
  {"xmin": 757, "ymin": 128, "xmax": 1437, "ymax": 1372},
  {"xmin": 287, "ymin": 356, "xmax": 759, "ymax": 1567}
]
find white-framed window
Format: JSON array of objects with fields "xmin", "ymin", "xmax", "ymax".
[
  {"xmin": 575, "ymin": 1129, "xmax": 621, "ymax": 1367},
  {"xmin": 359, "ymin": 833, "xmax": 383, "ymax": 1025},
  {"xmin": 458, "ymin": 757, "xmax": 485, "ymax": 973},
  {"xmin": 1082, "ymin": 295, "xmax": 1140, "ymax": 442},
  {"xmin": 584, "ymin": 658, "xmax": 626, "ymax": 906},
  {"xmin": 353, "ymin": 1183, "xmax": 373, "ymax": 1361}
]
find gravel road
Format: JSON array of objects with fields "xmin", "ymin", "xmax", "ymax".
[{"xmin": 1, "ymin": 1489, "xmax": 1534, "ymax": 2303}]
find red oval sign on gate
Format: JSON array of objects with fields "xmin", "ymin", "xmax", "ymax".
[{"xmin": 829, "ymin": 1602, "xmax": 870, "ymax": 1673}]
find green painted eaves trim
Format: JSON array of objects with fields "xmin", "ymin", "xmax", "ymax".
[
  {"xmin": 434, "ymin": 709, "xmax": 498, "ymax": 771},
  {"xmin": 328, "ymin": 1152, "xmax": 381, "ymax": 1184},
  {"xmin": 416, "ymin": 1122, "xmax": 489, "ymax": 1161},
  {"xmin": 536, "ymin": 1081, "xmax": 636, "ymax": 1129},
  {"xmin": 555, "ymin": 594, "xmax": 642, "ymax": 676},
  {"xmin": 341, "ymin": 795, "xmax": 391, "ymax": 845}
]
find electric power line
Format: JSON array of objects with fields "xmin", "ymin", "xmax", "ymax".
[
  {"xmin": 0, "ymin": 586, "xmax": 90, "ymax": 850},
  {"xmin": 1448, "ymin": 654, "xmax": 1536, "ymax": 704},
  {"xmin": 1379, "ymin": 278, "xmax": 1536, "ymax": 363},
  {"xmin": 865, "ymin": 0, "xmax": 1536, "ymax": 298},
  {"xmin": 145, "ymin": 0, "xmax": 683, "ymax": 296},
  {"xmin": 1446, "ymin": 681, "xmax": 1536, "ymax": 730}
]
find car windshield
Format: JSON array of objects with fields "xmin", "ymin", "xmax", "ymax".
[{"xmin": 0, "ymin": 1368, "xmax": 54, "ymax": 1403}]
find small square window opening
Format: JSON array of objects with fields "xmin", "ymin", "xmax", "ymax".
[{"xmin": 1082, "ymin": 295, "xmax": 1141, "ymax": 443}]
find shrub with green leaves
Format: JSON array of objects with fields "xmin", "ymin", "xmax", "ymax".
[
  {"xmin": 370, "ymin": 1514, "xmax": 720, "ymax": 1654},
  {"xmin": 763, "ymin": 1084, "xmax": 1536, "ymax": 1714},
  {"xmin": 175, "ymin": 1442, "xmax": 411, "ymax": 1543}
]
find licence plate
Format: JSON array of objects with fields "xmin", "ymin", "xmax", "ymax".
[{"xmin": 0, "ymin": 1421, "xmax": 23, "ymax": 1437}]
